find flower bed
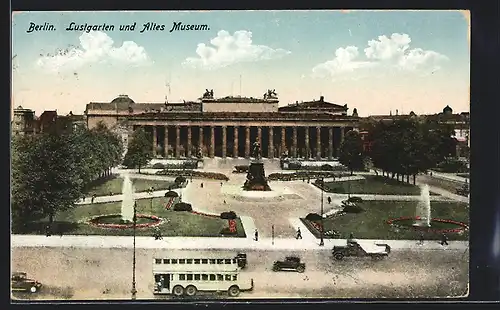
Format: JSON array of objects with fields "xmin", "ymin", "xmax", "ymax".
[
  {"xmin": 228, "ymin": 219, "xmax": 237, "ymax": 233},
  {"xmin": 386, "ymin": 216, "xmax": 469, "ymax": 233},
  {"xmin": 87, "ymin": 214, "xmax": 162, "ymax": 229},
  {"xmin": 155, "ymin": 169, "xmax": 229, "ymax": 181},
  {"xmin": 300, "ymin": 218, "xmax": 340, "ymax": 239},
  {"xmin": 165, "ymin": 197, "xmax": 175, "ymax": 210},
  {"xmin": 268, "ymin": 171, "xmax": 350, "ymax": 181},
  {"xmin": 190, "ymin": 210, "xmax": 220, "ymax": 218}
]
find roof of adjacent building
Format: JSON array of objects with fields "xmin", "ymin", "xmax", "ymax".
[{"xmin": 279, "ymin": 96, "xmax": 348, "ymax": 112}]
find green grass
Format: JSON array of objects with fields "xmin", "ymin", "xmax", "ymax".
[
  {"xmin": 86, "ymin": 176, "xmax": 176, "ymax": 197},
  {"xmin": 21, "ymin": 197, "xmax": 246, "ymax": 238},
  {"xmin": 305, "ymin": 200, "xmax": 469, "ymax": 240},
  {"xmin": 322, "ymin": 175, "xmax": 439, "ymax": 195}
]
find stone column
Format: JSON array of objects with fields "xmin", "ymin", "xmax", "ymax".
[
  {"xmin": 233, "ymin": 126, "xmax": 239, "ymax": 158},
  {"xmin": 305, "ymin": 127, "xmax": 310, "ymax": 159},
  {"xmin": 175, "ymin": 125, "xmax": 181, "ymax": 158},
  {"xmin": 187, "ymin": 126, "xmax": 192, "ymax": 158},
  {"xmin": 316, "ymin": 126, "xmax": 322, "ymax": 159},
  {"xmin": 257, "ymin": 126, "xmax": 262, "ymax": 143},
  {"xmin": 222, "ymin": 126, "xmax": 227, "ymax": 158},
  {"xmin": 281, "ymin": 126, "xmax": 286, "ymax": 156},
  {"xmin": 244, "ymin": 126, "xmax": 250, "ymax": 158},
  {"xmin": 152, "ymin": 126, "xmax": 157, "ymax": 157},
  {"xmin": 268, "ymin": 126, "xmax": 274, "ymax": 159},
  {"xmin": 340, "ymin": 127, "xmax": 345, "ymax": 144},
  {"xmin": 328, "ymin": 127, "xmax": 334, "ymax": 160},
  {"xmin": 164, "ymin": 126, "xmax": 169, "ymax": 158},
  {"xmin": 210, "ymin": 126, "xmax": 215, "ymax": 158},
  {"xmin": 199, "ymin": 126, "xmax": 204, "ymax": 157},
  {"xmin": 292, "ymin": 127, "xmax": 298, "ymax": 158}
]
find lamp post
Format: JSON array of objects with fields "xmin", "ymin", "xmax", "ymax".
[
  {"xmin": 131, "ymin": 201, "xmax": 137, "ymax": 300},
  {"xmin": 272, "ymin": 225, "xmax": 274, "ymax": 245},
  {"xmin": 319, "ymin": 177, "xmax": 324, "ymax": 246}
]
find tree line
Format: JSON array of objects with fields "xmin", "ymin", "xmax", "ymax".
[
  {"xmin": 11, "ymin": 122, "xmax": 123, "ymax": 231},
  {"xmin": 339, "ymin": 119, "xmax": 457, "ymax": 184}
]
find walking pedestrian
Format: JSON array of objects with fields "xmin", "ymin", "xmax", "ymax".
[
  {"xmin": 220, "ymin": 182, "xmax": 223, "ymax": 187},
  {"xmin": 327, "ymin": 197, "xmax": 332, "ymax": 204},
  {"xmin": 200, "ymin": 182, "xmax": 204, "ymax": 188},
  {"xmin": 296, "ymin": 227, "xmax": 303, "ymax": 239},
  {"xmin": 91, "ymin": 194, "xmax": 96, "ymax": 204},
  {"xmin": 254, "ymin": 229, "xmax": 259, "ymax": 241},
  {"xmin": 45, "ymin": 224, "xmax": 51, "ymax": 237},
  {"xmin": 418, "ymin": 231, "xmax": 425, "ymax": 245},
  {"xmin": 348, "ymin": 232, "xmax": 354, "ymax": 244},
  {"xmin": 440, "ymin": 233, "xmax": 449, "ymax": 246},
  {"xmin": 223, "ymin": 200, "xmax": 226, "ymax": 204}
]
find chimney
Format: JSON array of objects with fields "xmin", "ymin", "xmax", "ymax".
[{"xmin": 320, "ymin": 96, "xmax": 324, "ymax": 102}]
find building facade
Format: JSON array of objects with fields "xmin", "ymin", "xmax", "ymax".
[{"xmin": 85, "ymin": 92, "xmax": 360, "ymax": 160}]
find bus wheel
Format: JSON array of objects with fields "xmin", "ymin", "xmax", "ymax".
[
  {"xmin": 172, "ymin": 285, "xmax": 184, "ymax": 297},
  {"xmin": 228, "ymin": 285, "xmax": 240, "ymax": 297},
  {"xmin": 185, "ymin": 285, "xmax": 197, "ymax": 297},
  {"xmin": 30, "ymin": 286, "xmax": 37, "ymax": 293}
]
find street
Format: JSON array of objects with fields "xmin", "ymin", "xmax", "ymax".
[{"xmin": 11, "ymin": 247, "xmax": 469, "ymax": 300}]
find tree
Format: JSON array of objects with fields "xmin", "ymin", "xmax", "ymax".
[
  {"xmin": 338, "ymin": 130, "xmax": 364, "ymax": 175},
  {"xmin": 11, "ymin": 132, "xmax": 84, "ymax": 231},
  {"xmin": 122, "ymin": 127, "xmax": 152, "ymax": 172}
]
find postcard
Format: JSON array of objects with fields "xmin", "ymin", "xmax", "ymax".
[{"xmin": 11, "ymin": 10, "xmax": 470, "ymax": 300}]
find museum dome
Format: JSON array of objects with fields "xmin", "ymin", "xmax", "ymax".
[{"xmin": 111, "ymin": 94, "xmax": 135, "ymax": 104}]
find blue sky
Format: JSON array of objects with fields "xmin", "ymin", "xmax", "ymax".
[{"xmin": 12, "ymin": 10, "xmax": 470, "ymax": 116}]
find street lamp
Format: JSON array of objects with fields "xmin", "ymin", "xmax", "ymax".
[
  {"xmin": 319, "ymin": 177, "xmax": 325, "ymax": 246},
  {"xmin": 272, "ymin": 225, "xmax": 275, "ymax": 245},
  {"xmin": 131, "ymin": 201, "xmax": 137, "ymax": 300}
]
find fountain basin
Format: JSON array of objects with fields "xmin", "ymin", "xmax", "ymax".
[
  {"xmin": 88, "ymin": 214, "xmax": 162, "ymax": 229},
  {"xmin": 387, "ymin": 216, "xmax": 468, "ymax": 233}
]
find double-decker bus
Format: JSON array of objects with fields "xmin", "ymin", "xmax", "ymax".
[{"xmin": 152, "ymin": 253, "xmax": 253, "ymax": 297}]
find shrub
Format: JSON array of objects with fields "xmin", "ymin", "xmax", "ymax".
[
  {"xmin": 342, "ymin": 202, "xmax": 364, "ymax": 213},
  {"xmin": 321, "ymin": 164, "xmax": 333, "ymax": 171},
  {"xmin": 152, "ymin": 163, "xmax": 165, "ymax": 169},
  {"xmin": 174, "ymin": 176, "xmax": 187, "ymax": 184},
  {"xmin": 173, "ymin": 202, "xmax": 192, "ymax": 212},
  {"xmin": 220, "ymin": 227, "xmax": 237, "ymax": 235},
  {"xmin": 220, "ymin": 211, "xmax": 237, "ymax": 220},
  {"xmin": 288, "ymin": 162, "xmax": 302, "ymax": 169},
  {"xmin": 165, "ymin": 190, "xmax": 179, "ymax": 198},
  {"xmin": 305, "ymin": 213, "xmax": 322, "ymax": 221},
  {"xmin": 347, "ymin": 196, "xmax": 363, "ymax": 203}
]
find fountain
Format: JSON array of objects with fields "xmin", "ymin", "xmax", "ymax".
[
  {"xmin": 121, "ymin": 175, "xmax": 135, "ymax": 222},
  {"xmin": 413, "ymin": 184, "xmax": 431, "ymax": 227},
  {"xmin": 87, "ymin": 175, "xmax": 161, "ymax": 229}
]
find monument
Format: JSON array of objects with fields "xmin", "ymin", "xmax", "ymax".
[{"xmin": 242, "ymin": 138, "xmax": 272, "ymax": 191}]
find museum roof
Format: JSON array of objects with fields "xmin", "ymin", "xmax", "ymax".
[
  {"xmin": 86, "ymin": 101, "xmax": 202, "ymax": 113},
  {"xmin": 279, "ymin": 96, "xmax": 348, "ymax": 112}
]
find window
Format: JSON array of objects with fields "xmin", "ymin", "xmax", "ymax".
[
  {"xmin": 194, "ymin": 274, "xmax": 200, "ymax": 280},
  {"xmin": 225, "ymin": 275, "xmax": 231, "ymax": 281},
  {"xmin": 163, "ymin": 259, "xmax": 170, "ymax": 264},
  {"xmin": 155, "ymin": 259, "xmax": 161, "ymax": 264},
  {"xmin": 224, "ymin": 259, "xmax": 231, "ymax": 264},
  {"xmin": 194, "ymin": 259, "xmax": 201, "ymax": 264},
  {"xmin": 232, "ymin": 274, "xmax": 237, "ymax": 281},
  {"xmin": 217, "ymin": 274, "xmax": 224, "ymax": 281},
  {"xmin": 232, "ymin": 259, "xmax": 237, "ymax": 264},
  {"xmin": 179, "ymin": 274, "xmax": 186, "ymax": 281},
  {"xmin": 201, "ymin": 259, "xmax": 208, "ymax": 264},
  {"xmin": 171, "ymin": 259, "xmax": 178, "ymax": 264},
  {"xmin": 186, "ymin": 259, "xmax": 193, "ymax": 264},
  {"xmin": 201, "ymin": 274, "xmax": 208, "ymax": 281},
  {"xmin": 217, "ymin": 259, "xmax": 224, "ymax": 264},
  {"xmin": 209, "ymin": 274, "xmax": 216, "ymax": 281},
  {"xmin": 187, "ymin": 274, "xmax": 193, "ymax": 281},
  {"xmin": 179, "ymin": 259, "xmax": 186, "ymax": 264},
  {"xmin": 209, "ymin": 259, "xmax": 216, "ymax": 264}
]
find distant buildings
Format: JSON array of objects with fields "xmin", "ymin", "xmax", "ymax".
[{"xmin": 11, "ymin": 106, "xmax": 85, "ymax": 137}]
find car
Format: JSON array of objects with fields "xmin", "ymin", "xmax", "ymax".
[
  {"xmin": 272, "ymin": 256, "xmax": 306, "ymax": 273},
  {"xmin": 332, "ymin": 240, "xmax": 391, "ymax": 261},
  {"xmin": 236, "ymin": 253, "xmax": 247, "ymax": 269},
  {"xmin": 11, "ymin": 272, "xmax": 42, "ymax": 293}
]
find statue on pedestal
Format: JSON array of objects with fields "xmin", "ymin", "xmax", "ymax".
[{"xmin": 252, "ymin": 138, "xmax": 262, "ymax": 160}]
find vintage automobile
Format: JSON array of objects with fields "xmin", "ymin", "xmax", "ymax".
[
  {"xmin": 236, "ymin": 253, "xmax": 248, "ymax": 269},
  {"xmin": 332, "ymin": 240, "xmax": 391, "ymax": 261},
  {"xmin": 11, "ymin": 272, "xmax": 42, "ymax": 293},
  {"xmin": 272, "ymin": 256, "xmax": 306, "ymax": 273}
]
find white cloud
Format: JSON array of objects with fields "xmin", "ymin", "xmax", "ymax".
[
  {"xmin": 311, "ymin": 46, "xmax": 375, "ymax": 78},
  {"xmin": 313, "ymin": 33, "xmax": 448, "ymax": 78},
  {"xmin": 182, "ymin": 30, "xmax": 291, "ymax": 70},
  {"xmin": 36, "ymin": 31, "xmax": 150, "ymax": 72}
]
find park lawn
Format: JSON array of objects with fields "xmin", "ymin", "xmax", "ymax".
[
  {"xmin": 323, "ymin": 175, "xmax": 439, "ymax": 196},
  {"xmin": 25, "ymin": 197, "xmax": 246, "ymax": 238},
  {"xmin": 309, "ymin": 200, "xmax": 469, "ymax": 241},
  {"xmin": 86, "ymin": 176, "xmax": 176, "ymax": 197}
]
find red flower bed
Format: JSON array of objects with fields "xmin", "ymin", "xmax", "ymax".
[
  {"xmin": 190, "ymin": 210, "xmax": 219, "ymax": 218},
  {"xmin": 88, "ymin": 214, "xmax": 161, "ymax": 229},
  {"xmin": 386, "ymin": 216, "xmax": 468, "ymax": 233},
  {"xmin": 165, "ymin": 198, "xmax": 174, "ymax": 210},
  {"xmin": 228, "ymin": 219, "xmax": 237, "ymax": 233}
]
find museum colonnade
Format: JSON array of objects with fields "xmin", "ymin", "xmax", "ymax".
[{"xmin": 134, "ymin": 125, "xmax": 350, "ymax": 160}]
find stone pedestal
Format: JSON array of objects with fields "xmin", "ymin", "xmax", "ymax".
[{"xmin": 242, "ymin": 161, "xmax": 271, "ymax": 191}]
